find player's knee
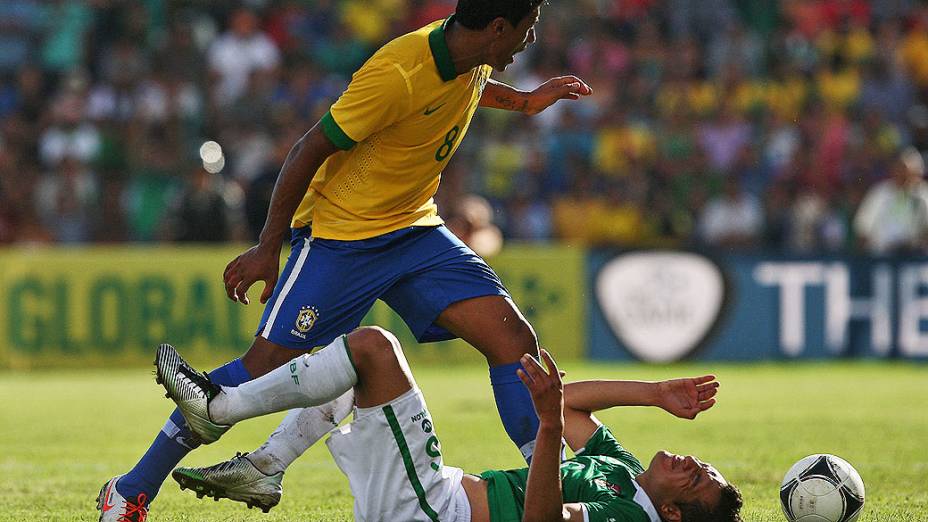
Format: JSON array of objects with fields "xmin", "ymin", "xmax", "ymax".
[
  {"xmin": 347, "ymin": 326, "xmax": 402, "ymax": 367},
  {"xmin": 483, "ymin": 317, "xmax": 539, "ymax": 366},
  {"xmin": 508, "ymin": 318, "xmax": 539, "ymax": 356}
]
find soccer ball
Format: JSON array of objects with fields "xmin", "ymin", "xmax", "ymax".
[{"xmin": 779, "ymin": 454, "xmax": 865, "ymax": 522}]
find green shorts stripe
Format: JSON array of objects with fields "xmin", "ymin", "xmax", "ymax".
[{"xmin": 384, "ymin": 404, "xmax": 441, "ymax": 522}]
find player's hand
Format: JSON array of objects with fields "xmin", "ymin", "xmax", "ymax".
[
  {"xmin": 223, "ymin": 243, "xmax": 282, "ymax": 305},
  {"xmin": 517, "ymin": 349, "xmax": 564, "ymax": 426},
  {"xmin": 656, "ymin": 375, "xmax": 719, "ymax": 420},
  {"xmin": 524, "ymin": 76, "xmax": 592, "ymax": 115}
]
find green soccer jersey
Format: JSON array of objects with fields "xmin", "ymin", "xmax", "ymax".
[{"xmin": 479, "ymin": 425, "xmax": 654, "ymax": 522}]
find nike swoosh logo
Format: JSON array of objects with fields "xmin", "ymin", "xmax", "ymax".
[
  {"xmin": 424, "ymin": 103, "xmax": 446, "ymax": 115},
  {"xmin": 175, "ymin": 436, "xmax": 195, "ymax": 450},
  {"xmin": 102, "ymin": 482, "xmax": 116, "ymax": 512}
]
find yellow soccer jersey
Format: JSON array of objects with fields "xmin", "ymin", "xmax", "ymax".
[{"xmin": 292, "ymin": 16, "xmax": 493, "ymax": 240}]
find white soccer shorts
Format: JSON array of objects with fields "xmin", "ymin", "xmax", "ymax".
[{"xmin": 326, "ymin": 387, "xmax": 471, "ymax": 522}]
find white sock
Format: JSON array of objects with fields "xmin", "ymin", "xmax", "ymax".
[
  {"xmin": 210, "ymin": 336, "xmax": 357, "ymax": 425},
  {"xmin": 246, "ymin": 390, "xmax": 354, "ymax": 475}
]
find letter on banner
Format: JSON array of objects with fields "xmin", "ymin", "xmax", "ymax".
[
  {"xmin": 824, "ymin": 264, "xmax": 892, "ymax": 355},
  {"xmin": 898, "ymin": 264, "xmax": 928, "ymax": 357},
  {"xmin": 754, "ymin": 263, "xmax": 824, "ymax": 357}
]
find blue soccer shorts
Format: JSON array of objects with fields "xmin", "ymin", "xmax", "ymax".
[{"xmin": 255, "ymin": 225, "xmax": 510, "ymax": 350}]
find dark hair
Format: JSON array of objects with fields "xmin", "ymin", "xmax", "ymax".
[
  {"xmin": 679, "ymin": 483, "xmax": 743, "ymax": 522},
  {"xmin": 454, "ymin": 0, "xmax": 544, "ymax": 30}
]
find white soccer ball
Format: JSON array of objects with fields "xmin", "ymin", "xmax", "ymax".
[{"xmin": 780, "ymin": 454, "xmax": 865, "ymax": 522}]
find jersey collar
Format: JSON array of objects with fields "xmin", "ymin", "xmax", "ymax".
[
  {"xmin": 428, "ymin": 15, "xmax": 458, "ymax": 82},
  {"xmin": 631, "ymin": 479, "xmax": 662, "ymax": 522}
]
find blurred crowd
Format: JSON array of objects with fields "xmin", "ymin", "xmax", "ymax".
[{"xmin": 1, "ymin": 0, "xmax": 928, "ymax": 255}]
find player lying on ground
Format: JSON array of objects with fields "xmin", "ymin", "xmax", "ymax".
[
  {"xmin": 97, "ymin": 1, "xmax": 591, "ymax": 518},
  {"xmin": 155, "ymin": 327, "xmax": 743, "ymax": 521}
]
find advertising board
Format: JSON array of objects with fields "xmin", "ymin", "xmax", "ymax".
[
  {"xmin": 0, "ymin": 245, "xmax": 585, "ymax": 368},
  {"xmin": 589, "ymin": 251, "xmax": 928, "ymax": 361}
]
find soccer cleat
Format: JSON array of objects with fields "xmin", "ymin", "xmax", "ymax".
[
  {"xmin": 154, "ymin": 343, "xmax": 230, "ymax": 444},
  {"xmin": 95, "ymin": 475, "xmax": 149, "ymax": 522},
  {"xmin": 172, "ymin": 453, "xmax": 283, "ymax": 513}
]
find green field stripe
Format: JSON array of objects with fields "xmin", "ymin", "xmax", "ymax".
[{"xmin": 384, "ymin": 405, "xmax": 440, "ymax": 522}]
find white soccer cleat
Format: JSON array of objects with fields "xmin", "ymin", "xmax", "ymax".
[
  {"xmin": 172, "ymin": 453, "xmax": 284, "ymax": 513},
  {"xmin": 95, "ymin": 475, "xmax": 149, "ymax": 522},
  {"xmin": 154, "ymin": 343, "xmax": 230, "ymax": 444}
]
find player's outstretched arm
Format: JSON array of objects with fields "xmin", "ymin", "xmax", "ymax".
[
  {"xmin": 223, "ymin": 123, "xmax": 339, "ymax": 305},
  {"xmin": 562, "ymin": 376, "xmax": 719, "ymax": 451},
  {"xmin": 518, "ymin": 350, "xmax": 572, "ymax": 522},
  {"xmin": 479, "ymin": 77, "xmax": 592, "ymax": 115}
]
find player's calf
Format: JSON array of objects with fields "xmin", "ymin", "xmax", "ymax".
[{"xmin": 240, "ymin": 335, "xmax": 313, "ymax": 378}]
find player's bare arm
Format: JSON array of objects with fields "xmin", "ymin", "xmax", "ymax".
[
  {"xmin": 517, "ymin": 350, "xmax": 571, "ymax": 521},
  {"xmin": 479, "ymin": 77, "xmax": 592, "ymax": 115},
  {"xmin": 563, "ymin": 376, "xmax": 719, "ymax": 451},
  {"xmin": 223, "ymin": 123, "xmax": 339, "ymax": 305}
]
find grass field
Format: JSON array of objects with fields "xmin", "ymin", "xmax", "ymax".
[{"xmin": 1, "ymin": 361, "xmax": 926, "ymax": 521}]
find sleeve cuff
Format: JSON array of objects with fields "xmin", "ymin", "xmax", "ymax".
[
  {"xmin": 320, "ymin": 111, "xmax": 357, "ymax": 150},
  {"xmin": 574, "ymin": 423, "xmax": 606, "ymax": 456}
]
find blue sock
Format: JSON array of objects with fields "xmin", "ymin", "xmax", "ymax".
[
  {"xmin": 117, "ymin": 358, "xmax": 253, "ymax": 502},
  {"xmin": 490, "ymin": 361, "xmax": 540, "ymax": 463}
]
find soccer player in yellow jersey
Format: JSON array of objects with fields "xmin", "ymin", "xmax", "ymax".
[{"xmin": 97, "ymin": 1, "xmax": 592, "ymax": 519}]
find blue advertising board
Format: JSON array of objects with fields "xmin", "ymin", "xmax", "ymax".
[{"xmin": 588, "ymin": 251, "xmax": 928, "ymax": 361}]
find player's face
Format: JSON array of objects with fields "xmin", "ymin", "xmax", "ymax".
[
  {"xmin": 490, "ymin": 7, "xmax": 540, "ymax": 72},
  {"xmin": 647, "ymin": 451, "xmax": 729, "ymax": 516}
]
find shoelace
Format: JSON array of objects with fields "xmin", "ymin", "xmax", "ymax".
[
  {"xmin": 198, "ymin": 452, "xmax": 246, "ymax": 478},
  {"xmin": 179, "ymin": 365, "xmax": 220, "ymax": 399},
  {"xmin": 118, "ymin": 493, "xmax": 148, "ymax": 522}
]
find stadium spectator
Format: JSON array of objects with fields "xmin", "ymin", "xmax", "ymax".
[
  {"xmin": 698, "ymin": 102, "xmax": 752, "ymax": 174},
  {"xmin": 445, "ymin": 194, "xmax": 504, "ymax": 257},
  {"xmin": 859, "ymin": 58, "xmax": 915, "ymax": 128},
  {"xmin": 698, "ymin": 176, "xmax": 764, "ymax": 249},
  {"xmin": 34, "ymin": 156, "xmax": 99, "ymax": 243},
  {"xmin": 900, "ymin": 8, "xmax": 928, "ymax": 88},
  {"xmin": 244, "ymin": 129, "xmax": 304, "ymax": 241},
  {"xmin": 0, "ymin": 0, "xmax": 44, "ymax": 75},
  {"xmin": 39, "ymin": 76, "xmax": 100, "ymax": 168},
  {"xmin": 506, "ymin": 191, "xmax": 553, "ymax": 241},
  {"xmin": 587, "ymin": 175, "xmax": 649, "ymax": 246},
  {"xmin": 0, "ymin": 142, "xmax": 19, "ymax": 243},
  {"xmin": 169, "ymin": 166, "xmax": 237, "ymax": 243},
  {"xmin": 853, "ymin": 147, "xmax": 928, "ymax": 255},
  {"xmin": 41, "ymin": 0, "xmax": 93, "ymax": 74},
  {"xmin": 789, "ymin": 181, "xmax": 848, "ymax": 252},
  {"xmin": 208, "ymin": 7, "xmax": 281, "ymax": 107},
  {"xmin": 123, "ymin": 123, "xmax": 183, "ymax": 242}
]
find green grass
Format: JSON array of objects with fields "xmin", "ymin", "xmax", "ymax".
[{"xmin": 1, "ymin": 361, "xmax": 926, "ymax": 521}]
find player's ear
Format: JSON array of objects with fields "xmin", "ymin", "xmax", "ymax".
[
  {"xmin": 489, "ymin": 17, "xmax": 508, "ymax": 37},
  {"xmin": 659, "ymin": 503, "xmax": 682, "ymax": 521}
]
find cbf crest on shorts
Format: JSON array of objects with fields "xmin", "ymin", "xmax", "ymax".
[{"xmin": 292, "ymin": 305, "xmax": 320, "ymax": 339}]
